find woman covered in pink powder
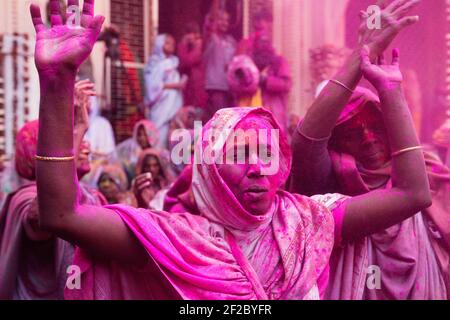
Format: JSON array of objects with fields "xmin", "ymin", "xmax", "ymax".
[
  {"xmin": 30, "ymin": 0, "xmax": 431, "ymax": 300},
  {"xmin": 0, "ymin": 103, "xmax": 106, "ymax": 299},
  {"xmin": 290, "ymin": 0, "xmax": 449, "ymax": 299}
]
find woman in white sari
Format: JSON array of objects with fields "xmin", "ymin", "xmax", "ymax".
[{"xmin": 144, "ymin": 34, "xmax": 185, "ymax": 148}]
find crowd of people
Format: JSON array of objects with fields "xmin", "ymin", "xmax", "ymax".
[{"xmin": 0, "ymin": 0, "xmax": 449, "ymax": 300}]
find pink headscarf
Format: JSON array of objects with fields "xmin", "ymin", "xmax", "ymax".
[
  {"xmin": 135, "ymin": 148, "xmax": 175, "ymax": 188},
  {"xmin": 227, "ymin": 55, "xmax": 260, "ymax": 96},
  {"xmin": 67, "ymin": 107, "xmax": 336, "ymax": 300},
  {"xmin": 15, "ymin": 120, "xmax": 39, "ymax": 181},
  {"xmin": 133, "ymin": 119, "xmax": 159, "ymax": 147}
]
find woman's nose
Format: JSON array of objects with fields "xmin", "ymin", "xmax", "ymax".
[{"xmin": 247, "ymin": 154, "xmax": 263, "ymax": 177}]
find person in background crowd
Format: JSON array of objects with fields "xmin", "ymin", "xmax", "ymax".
[
  {"xmin": 82, "ymin": 94, "xmax": 117, "ymax": 187},
  {"xmin": 144, "ymin": 34, "xmax": 186, "ymax": 148},
  {"xmin": 178, "ymin": 22, "xmax": 208, "ymax": 112},
  {"xmin": 203, "ymin": 0, "xmax": 237, "ymax": 121},
  {"xmin": 71, "ymin": 79, "xmax": 115, "ymax": 188},
  {"xmin": 168, "ymin": 107, "xmax": 202, "ymax": 175},
  {"xmin": 237, "ymin": 9, "xmax": 273, "ymax": 56},
  {"xmin": 227, "ymin": 55, "xmax": 262, "ymax": 107},
  {"xmin": 83, "ymin": 92, "xmax": 116, "ymax": 160},
  {"xmin": 228, "ymin": 37, "xmax": 292, "ymax": 132},
  {"xmin": 0, "ymin": 99, "xmax": 106, "ymax": 300},
  {"xmin": 114, "ymin": 120, "xmax": 160, "ymax": 184},
  {"xmin": 133, "ymin": 149, "xmax": 175, "ymax": 210},
  {"xmin": 96, "ymin": 164, "xmax": 137, "ymax": 207},
  {"xmin": 251, "ymin": 36, "xmax": 292, "ymax": 131},
  {"xmin": 290, "ymin": 0, "xmax": 449, "ymax": 299}
]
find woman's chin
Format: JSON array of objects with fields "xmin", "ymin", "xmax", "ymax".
[
  {"xmin": 243, "ymin": 201, "xmax": 271, "ymax": 216},
  {"xmin": 240, "ymin": 192, "xmax": 274, "ymax": 215}
]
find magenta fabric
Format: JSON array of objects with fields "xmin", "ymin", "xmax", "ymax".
[
  {"xmin": 66, "ymin": 107, "xmax": 340, "ymax": 300},
  {"xmin": 227, "ymin": 55, "xmax": 260, "ymax": 97}
]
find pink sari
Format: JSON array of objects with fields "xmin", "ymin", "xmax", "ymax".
[
  {"xmin": 0, "ymin": 183, "xmax": 105, "ymax": 300},
  {"xmin": 326, "ymin": 89, "xmax": 450, "ymax": 300},
  {"xmin": 66, "ymin": 107, "xmax": 339, "ymax": 300}
]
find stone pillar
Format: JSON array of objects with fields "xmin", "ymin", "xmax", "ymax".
[{"xmin": 273, "ymin": 0, "xmax": 350, "ymax": 117}]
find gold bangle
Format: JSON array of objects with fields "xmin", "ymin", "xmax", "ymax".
[
  {"xmin": 330, "ymin": 79, "xmax": 354, "ymax": 94},
  {"xmin": 35, "ymin": 155, "xmax": 75, "ymax": 162},
  {"xmin": 391, "ymin": 146, "xmax": 423, "ymax": 158}
]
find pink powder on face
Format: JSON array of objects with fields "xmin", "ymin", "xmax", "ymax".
[{"xmin": 216, "ymin": 115, "xmax": 284, "ymax": 216}]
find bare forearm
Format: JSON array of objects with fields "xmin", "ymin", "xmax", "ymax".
[
  {"xmin": 300, "ymin": 50, "xmax": 362, "ymax": 139},
  {"xmin": 379, "ymin": 86, "xmax": 430, "ymax": 198},
  {"xmin": 36, "ymin": 73, "xmax": 78, "ymax": 228}
]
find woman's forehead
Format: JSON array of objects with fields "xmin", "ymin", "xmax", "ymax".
[
  {"xmin": 145, "ymin": 154, "xmax": 159, "ymax": 163},
  {"xmin": 222, "ymin": 118, "xmax": 277, "ymax": 150},
  {"xmin": 236, "ymin": 115, "xmax": 274, "ymax": 130},
  {"xmin": 100, "ymin": 172, "xmax": 112, "ymax": 180},
  {"xmin": 339, "ymin": 105, "xmax": 382, "ymax": 130}
]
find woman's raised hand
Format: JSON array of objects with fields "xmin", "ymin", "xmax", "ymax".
[
  {"xmin": 133, "ymin": 173, "xmax": 156, "ymax": 209},
  {"xmin": 361, "ymin": 46, "xmax": 403, "ymax": 92},
  {"xmin": 359, "ymin": 0, "xmax": 420, "ymax": 60},
  {"xmin": 74, "ymin": 79, "xmax": 95, "ymax": 144},
  {"xmin": 30, "ymin": 0, "xmax": 105, "ymax": 77}
]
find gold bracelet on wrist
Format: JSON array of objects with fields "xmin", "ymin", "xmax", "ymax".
[
  {"xmin": 391, "ymin": 146, "xmax": 423, "ymax": 158},
  {"xmin": 35, "ymin": 155, "xmax": 75, "ymax": 162},
  {"xmin": 330, "ymin": 79, "xmax": 355, "ymax": 94}
]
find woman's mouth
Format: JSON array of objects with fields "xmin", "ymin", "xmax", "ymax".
[{"xmin": 245, "ymin": 186, "xmax": 269, "ymax": 194}]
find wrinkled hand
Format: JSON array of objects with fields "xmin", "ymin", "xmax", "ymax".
[
  {"xmin": 359, "ymin": 0, "xmax": 420, "ymax": 60},
  {"xmin": 31, "ymin": 0, "xmax": 105, "ymax": 76},
  {"xmin": 361, "ymin": 46, "xmax": 403, "ymax": 92},
  {"xmin": 133, "ymin": 173, "xmax": 156, "ymax": 208},
  {"xmin": 74, "ymin": 80, "xmax": 94, "ymax": 137},
  {"xmin": 75, "ymin": 79, "xmax": 96, "ymax": 107}
]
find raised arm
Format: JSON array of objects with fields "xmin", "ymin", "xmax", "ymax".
[
  {"xmin": 33, "ymin": 0, "xmax": 147, "ymax": 266},
  {"xmin": 341, "ymin": 47, "xmax": 431, "ymax": 242},
  {"xmin": 290, "ymin": 0, "xmax": 420, "ymax": 194}
]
